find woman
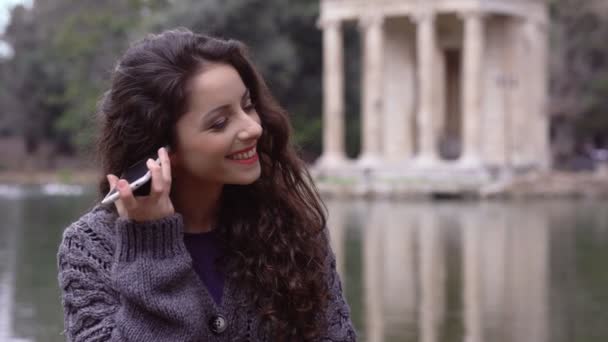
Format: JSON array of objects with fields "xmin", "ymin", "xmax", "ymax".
[{"xmin": 56, "ymin": 28, "xmax": 356, "ymax": 341}]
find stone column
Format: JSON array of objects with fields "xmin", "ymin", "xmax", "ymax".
[
  {"xmin": 434, "ymin": 41, "xmax": 447, "ymax": 159},
  {"xmin": 413, "ymin": 10, "xmax": 439, "ymax": 166},
  {"xmin": 537, "ymin": 20, "xmax": 551, "ymax": 171},
  {"xmin": 382, "ymin": 20, "xmax": 416, "ymax": 163},
  {"xmin": 460, "ymin": 10, "xmax": 485, "ymax": 167},
  {"xmin": 316, "ymin": 18, "xmax": 347, "ymax": 169},
  {"xmin": 358, "ymin": 14, "xmax": 385, "ymax": 168},
  {"xmin": 526, "ymin": 18, "xmax": 551, "ymax": 171},
  {"xmin": 507, "ymin": 18, "xmax": 527, "ymax": 169}
]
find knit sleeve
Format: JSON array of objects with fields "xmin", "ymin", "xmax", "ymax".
[
  {"xmin": 57, "ymin": 213, "xmax": 206, "ymax": 341},
  {"xmin": 320, "ymin": 239, "xmax": 358, "ymax": 341}
]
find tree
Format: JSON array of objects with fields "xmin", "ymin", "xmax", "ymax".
[
  {"xmin": 2, "ymin": 0, "xmax": 171, "ymax": 162},
  {"xmin": 1, "ymin": 0, "xmax": 332, "ymax": 165},
  {"xmin": 549, "ymin": 0, "xmax": 608, "ymax": 166}
]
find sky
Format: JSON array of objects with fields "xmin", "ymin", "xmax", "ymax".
[{"xmin": 0, "ymin": 0, "xmax": 32, "ymax": 57}]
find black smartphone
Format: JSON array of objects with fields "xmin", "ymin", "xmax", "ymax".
[{"xmin": 101, "ymin": 145, "xmax": 170, "ymax": 205}]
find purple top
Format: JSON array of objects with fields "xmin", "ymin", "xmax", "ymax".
[{"xmin": 183, "ymin": 230, "xmax": 225, "ymax": 306}]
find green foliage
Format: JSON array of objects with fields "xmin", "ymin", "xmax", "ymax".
[
  {"xmin": 0, "ymin": 0, "xmax": 345, "ymax": 162},
  {"xmin": 0, "ymin": 1, "xmax": 149, "ymax": 155},
  {"xmin": 57, "ymin": 169, "xmax": 74, "ymax": 183},
  {"xmin": 14, "ymin": 0, "xmax": 608, "ymax": 165},
  {"xmin": 550, "ymin": 0, "xmax": 608, "ymax": 149}
]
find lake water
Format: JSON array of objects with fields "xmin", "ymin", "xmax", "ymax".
[{"xmin": 0, "ymin": 185, "xmax": 607, "ymax": 342}]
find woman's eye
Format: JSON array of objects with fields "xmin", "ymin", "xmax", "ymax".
[
  {"xmin": 244, "ymin": 102, "xmax": 256, "ymax": 112},
  {"xmin": 211, "ymin": 118, "xmax": 228, "ymax": 130}
]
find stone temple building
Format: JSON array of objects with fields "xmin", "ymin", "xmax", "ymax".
[{"xmin": 312, "ymin": 0, "xmax": 550, "ymax": 197}]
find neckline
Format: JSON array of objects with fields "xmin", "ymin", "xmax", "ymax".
[
  {"xmin": 99, "ymin": 205, "xmax": 239, "ymax": 313},
  {"xmin": 191, "ymin": 259, "xmax": 241, "ymax": 313}
]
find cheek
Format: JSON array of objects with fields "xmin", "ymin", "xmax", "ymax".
[
  {"xmin": 180, "ymin": 153, "xmax": 226, "ymax": 180},
  {"xmin": 180, "ymin": 138, "xmax": 228, "ymax": 169}
]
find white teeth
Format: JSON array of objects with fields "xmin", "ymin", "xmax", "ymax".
[{"xmin": 228, "ymin": 147, "xmax": 256, "ymax": 160}]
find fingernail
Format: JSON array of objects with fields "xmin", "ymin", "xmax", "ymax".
[{"xmin": 118, "ymin": 180, "xmax": 126, "ymax": 188}]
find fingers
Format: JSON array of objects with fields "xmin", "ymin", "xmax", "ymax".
[
  {"xmin": 147, "ymin": 158, "xmax": 164, "ymax": 199},
  {"xmin": 107, "ymin": 174, "xmax": 127, "ymax": 216},
  {"xmin": 106, "ymin": 147, "xmax": 172, "ymax": 219},
  {"xmin": 159, "ymin": 147, "xmax": 172, "ymax": 185},
  {"xmin": 116, "ymin": 178, "xmax": 137, "ymax": 211}
]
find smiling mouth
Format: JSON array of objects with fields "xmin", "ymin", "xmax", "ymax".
[{"xmin": 226, "ymin": 146, "xmax": 257, "ymax": 160}]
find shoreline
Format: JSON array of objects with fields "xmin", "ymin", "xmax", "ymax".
[
  {"xmin": 0, "ymin": 169, "xmax": 100, "ymax": 186},
  {"xmin": 1, "ymin": 168, "xmax": 608, "ymax": 199}
]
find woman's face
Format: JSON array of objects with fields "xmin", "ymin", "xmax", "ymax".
[{"xmin": 171, "ymin": 62, "xmax": 263, "ymax": 185}]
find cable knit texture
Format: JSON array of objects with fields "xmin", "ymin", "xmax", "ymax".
[{"xmin": 56, "ymin": 204, "xmax": 357, "ymax": 341}]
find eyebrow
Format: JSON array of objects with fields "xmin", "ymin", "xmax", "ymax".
[{"xmin": 202, "ymin": 89, "xmax": 251, "ymax": 119}]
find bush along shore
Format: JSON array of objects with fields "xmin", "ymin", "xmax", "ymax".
[
  {"xmin": 2, "ymin": 167, "xmax": 608, "ymax": 199},
  {"xmin": 0, "ymin": 169, "xmax": 99, "ymax": 186}
]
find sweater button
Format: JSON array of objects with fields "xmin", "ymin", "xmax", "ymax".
[{"xmin": 209, "ymin": 314, "xmax": 228, "ymax": 334}]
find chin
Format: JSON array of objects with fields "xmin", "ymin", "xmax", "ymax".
[{"xmin": 226, "ymin": 172, "xmax": 261, "ymax": 185}]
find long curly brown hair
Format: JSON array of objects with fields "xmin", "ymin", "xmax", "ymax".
[{"xmin": 93, "ymin": 28, "xmax": 331, "ymax": 340}]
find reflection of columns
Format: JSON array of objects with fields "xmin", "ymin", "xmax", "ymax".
[
  {"xmin": 462, "ymin": 211, "xmax": 483, "ymax": 342},
  {"xmin": 413, "ymin": 10, "xmax": 439, "ymax": 165},
  {"xmin": 325, "ymin": 199, "xmax": 347, "ymax": 281},
  {"xmin": 479, "ymin": 205, "xmax": 508, "ymax": 340},
  {"xmin": 363, "ymin": 201, "xmax": 385, "ymax": 342},
  {"xmin": 383, "ymin": 202, "xmax": 417, "ymax": 335},
  {"xmin": 506, "ymin": 205, "xmax": 549, "ymax": 342},
  {"xmin": 317, "ymin": 18, "xmax": 347, "ymax": 168},
  {"xmin": 0, "ymin": 199, "xmax": 25, "ymax": 341},
  {"xmin": 418, "ymin": 213, "xmax": 444, "ymax": 342},
  {"xmin": 460, "ymin": 10, "xmax": 485, "ymax": 166},
  {"xmin": 358, "ymin": 14, "xmax": 385, "ymax": 167}
]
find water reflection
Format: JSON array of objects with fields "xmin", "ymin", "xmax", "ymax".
[
  {"xmin": 1, "ymin": 191, "xmax": 608, "ymax": 341},
  {"xmin": 0, "ymin": 196, "xmax": 30, "ymax": 342},
  {"xmin": 326, "ymin": 200, "xmax": 557, "ymax": 342},
  {"xmin": 0, "ymin": 193, "xmax": 97, "ymax": 342}
]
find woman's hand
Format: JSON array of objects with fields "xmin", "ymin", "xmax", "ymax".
[{"xmin": 106, "ymin": 147, "xmax": 175, "ymax": 222}]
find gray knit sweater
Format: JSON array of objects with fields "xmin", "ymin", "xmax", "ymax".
[{"xmin": 56, "ymin": 204, "xmax": 357, "ymax": 341}]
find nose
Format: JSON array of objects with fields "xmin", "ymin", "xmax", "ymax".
[{"xmin": 237, "ymin": 112, "xmax": 263, "ymax": 141}]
